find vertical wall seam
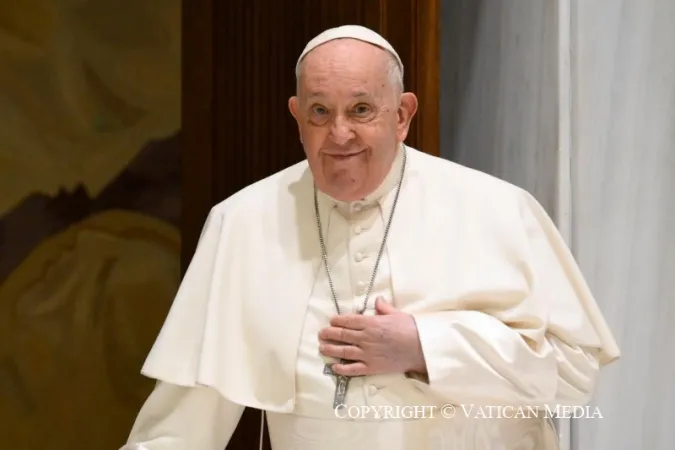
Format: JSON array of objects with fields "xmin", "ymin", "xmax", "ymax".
[{"xmin": 556, "ymin": 0, "xmax": 574, "ymax": 448}]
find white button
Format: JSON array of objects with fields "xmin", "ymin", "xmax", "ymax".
[
  {"xmin": 353, "ymin": 203, "xmax": 363, "ymax": 212},
  {"xmin": 354, "ymin": 225, "xmax": 363, "ymax": 234},
  {"xmin": 356, "ymin": 281, "xmax": 367, "ymax": 294},
  {"xmin": 367, "ymin": 385, "xmax": 378, "ymax": 396},
  {"xmin": 354, "ymin": 252, "xmax": 364, "ymax": 262}
]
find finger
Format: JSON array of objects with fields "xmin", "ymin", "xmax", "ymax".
[
  {"xmin": 319, "ymin": 343, "xmax": 365, "ymax": 361},
  {"xmin": 332, "ymin": 361, "xmax": 370, "ymax": 377},
  {"xmin": 375, "ymin": 297, "xmax": 398, "ymax": 315},
  {"xmin": 330, "ymin": 314, "xmax": 368, "ymax": 330},
  {"xmin": 319, "ymin": 327, "xmax": 363, "ymax": 345}
]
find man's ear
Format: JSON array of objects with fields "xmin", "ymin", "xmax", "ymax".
[
  {"xmin": 396, "ymin": 92, "xmax": 418, "ymax": 142},
  {"xmin": 289, "ymin": 96, "xmax": 303, "ymax": 142},
  {"xmin": 289, "ymin": 96, "xmax": 300, "ymax": 121}
]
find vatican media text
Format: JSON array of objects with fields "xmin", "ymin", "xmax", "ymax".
[{"xmin": 334, "ymin": 404, "xmax": 603, "ymax": 420}]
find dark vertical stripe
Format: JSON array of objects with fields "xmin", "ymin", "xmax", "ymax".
[
  {"xmin": 182, "ymin": 1, "xmax": 440, "ymax": 448},
  {"xmin": 181, "ymin": 0, "xmax": 214, "ymax": 268}
]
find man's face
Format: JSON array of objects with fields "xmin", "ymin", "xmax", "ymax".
[{"xmin": 289, "ymin": 39, "xmax": 417, "ymax": 202}]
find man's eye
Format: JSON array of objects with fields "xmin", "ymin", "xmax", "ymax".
[
  {"xmin": 312, "ymin": 105, "xmax": 328, "ymax": 115},
  {"xmin": 353, "ymin": 104, "xmax": 372, "ymax": 115}
]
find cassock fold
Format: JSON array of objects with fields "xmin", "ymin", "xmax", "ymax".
[{"xmin": 411, "ymin": 189, "xmax": 617, "ymax": 407}]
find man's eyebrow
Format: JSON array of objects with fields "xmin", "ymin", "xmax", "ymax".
[{"xmin": 306, "ymin": 91, "xmax": 372, "ymax": 99}]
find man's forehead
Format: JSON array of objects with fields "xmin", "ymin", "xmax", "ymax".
[
  {"xmin": 299, "ymin": 64, "xmax": 388, "ymax": 100},
  {"xmin": 305, "ymin": 89, "xmax": 373, "ymax": 100}
]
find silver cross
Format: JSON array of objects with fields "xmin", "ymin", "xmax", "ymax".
[{"xmin": 324, "ymin": 361, "xmax": 351, "ymax": 408}]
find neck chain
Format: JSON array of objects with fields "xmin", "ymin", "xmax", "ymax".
[{"xmin": 313, "ymin": 145, "xmax": 407, "ymax": 315}]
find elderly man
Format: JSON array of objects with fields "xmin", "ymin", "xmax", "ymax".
[{"xmin": 121, "ymin": 25, "xmax": 619, "ymax": 450}]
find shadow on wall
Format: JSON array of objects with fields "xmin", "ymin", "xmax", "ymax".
[
  {"xmin": 0, "ymin": 1, "xmax": 181, "ymax": 448},
  {"xmin": 440, "ymin": 0, "xmax": 485, "ymax": 162}
]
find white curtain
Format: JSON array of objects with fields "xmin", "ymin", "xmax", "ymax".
[
  {"xmin": 441, "ymin": 1, "xmax": 675, "ymax": 448},
  {"xmin": 571, "ymin": 0, "xmax": 675, "ymax": 448}
]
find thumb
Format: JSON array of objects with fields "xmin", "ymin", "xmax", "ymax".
[{"xmin": 375, "ymin": 297, "xmax": 397, "ymax": 315}]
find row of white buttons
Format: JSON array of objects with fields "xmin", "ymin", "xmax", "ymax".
[
  {"xmin": 353, "ymin": 203, "xmax": 379, "ymax": 399},
  {"xmin": 350, "ymin": 202, "xmax": 381, "ymax": 400}
]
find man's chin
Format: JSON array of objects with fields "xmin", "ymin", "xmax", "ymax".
[{"xmin": 322, "ymin": 180, "xmax": 368, "ymax": 202}]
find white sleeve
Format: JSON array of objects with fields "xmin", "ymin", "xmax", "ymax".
[
  {"xmin": 412, "ymin": 311, "xmax": 600, "ymax": 406},
  {"xmin": 410, "ymin": 189, "xmax": 615, "ymax": 407},
  {"xmin": 120, "ymin": 381, "xmax": 245, "ymax": 450}
]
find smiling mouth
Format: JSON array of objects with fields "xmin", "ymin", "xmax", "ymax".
[{"xmin": 326, "ymin": 150, "xmax": 364, "ymax": 160}]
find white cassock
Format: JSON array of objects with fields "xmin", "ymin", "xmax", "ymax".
[{"xmin": 120, "ymin": 145, "xmax": 620, "ymax": 450}]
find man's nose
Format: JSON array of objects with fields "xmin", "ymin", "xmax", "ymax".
[{"xmin": 329, "ymin": 116, "xmax": 355, "ymax": 145}]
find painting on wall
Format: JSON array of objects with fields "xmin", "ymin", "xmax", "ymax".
[{"xmin": 0, "ymin": 1, "xmax": 182, "ymax": 447}]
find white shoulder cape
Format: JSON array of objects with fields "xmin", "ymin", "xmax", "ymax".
[{"xmin": 141, "ymin": 147, "xmax": 620, "ymax": 412}]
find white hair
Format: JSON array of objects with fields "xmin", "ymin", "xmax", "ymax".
[{"xmin": 295, "ymin": 49, "xmax": 404, "ymax": 94}]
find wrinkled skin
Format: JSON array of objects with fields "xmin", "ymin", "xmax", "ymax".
[{"xmin": 289, "ymin": 38, "xmax": 417, "ymax": 202}]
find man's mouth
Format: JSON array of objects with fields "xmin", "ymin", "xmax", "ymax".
[{"xmin": 326, "ymin": 150, "xmax": 364, "ymax": 160}]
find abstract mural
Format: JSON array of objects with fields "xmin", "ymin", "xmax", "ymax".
[{"xmin": 0, "ymin": 1, "xmax": 181, "ymax": 447}]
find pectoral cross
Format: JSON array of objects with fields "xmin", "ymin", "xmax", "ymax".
[{"xmin": 324, "ymin": 361, "xmax": 351, "ymax": 409}]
